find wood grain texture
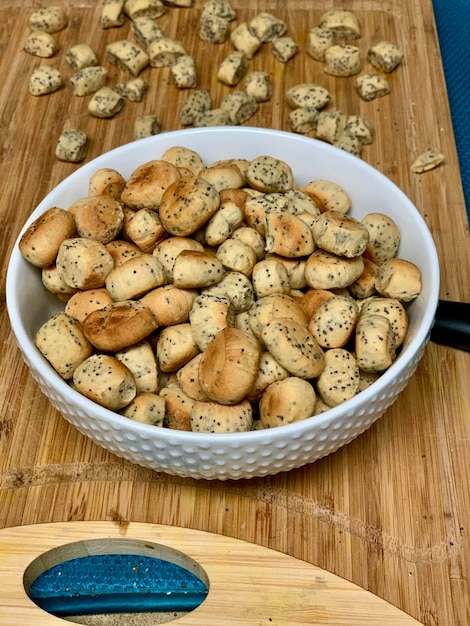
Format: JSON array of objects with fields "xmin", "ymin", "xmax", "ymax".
[
  {"xmin": 0, "ymin": 1, "xmax": 469, "ymax": 625},
  {"xmin": 1, "ymin": 521, "xmax": 423, "ymax": 625}
]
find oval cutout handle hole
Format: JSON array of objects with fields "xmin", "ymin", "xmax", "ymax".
[{"xmin": 24, "ymin": 537, "xmax": 209, "ymax": 624}]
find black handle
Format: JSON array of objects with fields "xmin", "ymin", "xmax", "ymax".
[{"xmin": 431, "ymin": 300, "xmax": 470, "ymax": 352}]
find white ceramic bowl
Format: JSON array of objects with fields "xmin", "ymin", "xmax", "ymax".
[{"xmin": 6, "ymin": 127, "xmax": 440, "ymax": 480}]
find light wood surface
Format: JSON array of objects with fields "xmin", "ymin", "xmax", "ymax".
[
  {"xmin": 1, "ymin": 521, "xmax": 422, "ymax": 625},
  {"xmin": 0, "ymin": 1, "xmax": 469, "ymax": 625}
]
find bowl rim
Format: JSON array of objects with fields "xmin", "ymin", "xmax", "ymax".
[{"xmin": 6, "ymin": 126, "xmax": 441, "ymax": 443}]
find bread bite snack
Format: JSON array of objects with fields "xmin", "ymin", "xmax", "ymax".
[
  {"xmin": 134, "ymin": 115, "xmax": 161, "ymax": 139},
  {"xmin": 318, "ymin": 9, "xmax": 361, "ymax": 39},
  {"xmin": 116, "ymin": 78, "xmax": 148, "ymax": 102},
  {"xmin": 271, "ymin": 36, "xmax": 299, "ymax": 63},
  {"xmin": 355, "ymin": 313, "xmax": 395, "ymax": 373},
  {"xmin": 88, "ymin": 87, "xmax": 125, "ymax": 118},
  {"xmin": 73, "ymin": 354, "xmax": 137, "ymax": 410},
  {"xmin": 217, "ymin": 51, "xmax": 249, "ymax": 86},
  {"xmin": 305, "ymin": 249, "xmax": 364, "ymax": 290},
  {"xmin": 230, "ymin": 22, "xmax": 261, "ymax": 59},
  {"xmin": 148, "ymin": 37, "xmax": 187, "ymax": 67},
  {"xmin": 367, "ymin": 41, "xmax": 403, "ymax": 73},
  {"xmin": 21, "ymin": 145, "xmax": 422, "ymax": 433},
  {"xmin": 264, "ymin": 212, "xmax": 315, "ymax": 258},
  {"xmin": 300, "ymin": 179, "xmax": 351, "ymax": 214},
  {"xmin": 199, "ymin": 13, "xmax": 231, "ymax": 43},
  {"xmin": 100, "ymin": 0, "xmax": 125, "ymax": 28},
  {"xmin": 323, "ymin": 45, "xmax": 362, "ymax": 77},
  {"xmin": 69, "ymin": 195, "xmax": 124, "ymax": 243},
  {"xmin": 316, "ymin": 348, "xmax": 360, "ymax": 407},
  {"xmin": 157, "ymin": 323, "xmax": 199, "ymax": 372},
  {"xmin": 70, "ymin": 66, "xmax": 107, "ymax": 96},
  {"xmin": 130, "ymin": 16, "xmax": 164, "ymax": 47},
  {"xmin": 171, "ymin": 55, "xmax": 197, "ymax": 89},
  {"xmin": 56, "ymin": 238, "xmax": 114, "ymax": 289},
  {"xmin": 89, "ymin": 168, "xmax": 126, "ymax": 199},
  {"xmin": 306, "ymin": 27, "xmax": 336, "ymax": 62},
  {"xmin": 141, "ymin": 284, "xmax": 197, "ymax": 326},
  {"xmin": 180, "ymin": 90, "xmax": 212, "ymax": 126},
  {"xmin": 190, "ymin": 399, "xmax": 253, "ymax": 433},
  {"xmin": 19, "ymin": 208, "xmax": 76, "ymax": 267},
  {"xmin": 286, "ymin": 83, "xmax": 331, "ymax": 110},
  {"xmin": 124, "ymin": 0, "xmax": 167, "ymax": 20},
  {"xmin": 83, "ymin": 300, "xmax": 158, "ymax": 351},
  {"xmin": 159, "ymin": 175, "xmax": 220, "ymax": 236},
  {"xmin": 160, "ymin": 385, "xmax": 194, "ymax": 431},
  {"xmin": 309, "ymin": 295, "xmax": 359, "ymax": 349},
  {"xmin": 356, "ymin": 73, "xmax": 390, "ymax": 101},
  {"xmin": 120, "ymin": 393, "xmax": 165, "ymax": 425},
  {"xmin": 36, "ymin": 312, "xmax": 92, "ymax": 380},
  {"xmin": 312, "ymin": 210, "xmax": 369, "ymax": 258},
  {"xmin": 248, "ymin": 293, "xmax": 308, "ymax": 338},
  {"xmin": 66, "ymin": 43, "xmax": 98, "ymax": 71},
  {"xmin": 248, "ymin": 12, "xmax": 286, "ymax": 42},
  {"xmin": 173, "ymin": 250, "xmax": 225, "ymax": 288},
  {"xmin": 29, "ymin": 66, "xmax": 62, "ymax": 96},
  {"xmin": 199, "ymin": 327, "xmax": 261, "ymax": 404},
  {"xmin": 115, "ymin": 340, "xmax": 158, "ymax": 394},
  {"xmin": 261, "ymin": 317, "xmax": 325, "ymax": 379},
  {"xmin": 29, "ymin": 6, "xmax": 68, "ymax": 32},
  {"xmin": 65, "ymin": 288, "xmax": 114, "ymax": 323},
  {"xmin": 244, "ymin": 71, "xmax": 272, "ymax": 102},
  {"xmin": 361, "ymin": 212, "xmax": 400, "ymax": 265},
  {"xmin": 375, "ymin": 258, "xmax": 422, "ymax": 302},
  {"xmin": 106, "ymin": 253, "xmax": 166, "ymax": 300},
  {"xmin": 121, "ymin": 160, "xmax": 181, "ymax": 210},
  {"xmin": 246, "ymin": 155, "xmax": 294, "ymax": 193},
  {"xmin": 189, "ymin": 293, "xmax": 235, "ymax": 350},
  {"xmin": 24, "ymin": 31, "xmax": 58, "ymax": 58},
  {"xmin": 260, "ymin": 377, "xmax": 316, "ymax": 428}
]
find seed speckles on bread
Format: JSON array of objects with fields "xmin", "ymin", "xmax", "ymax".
[
  {"xmin": 22, "ymin": 146, "xmax": 421, "ymax": 433},
  {"xmin": 36, "ymin": 312, "xmax": 92, "ymax": 380}
]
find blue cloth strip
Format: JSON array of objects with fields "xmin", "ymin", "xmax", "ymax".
[{"xmin": 432, "ymin": 0, "xmax": 470, "ymax": 220}]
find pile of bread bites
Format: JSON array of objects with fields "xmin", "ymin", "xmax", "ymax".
[{"xmin": 19, "ymin": 146, "xmax": 422, "ymax": 432}]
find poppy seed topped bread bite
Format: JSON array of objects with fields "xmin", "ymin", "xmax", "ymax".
[
  {"xmin": 19, "ymin": 139, "xmax": 425, "ymax": 446},
  {"xmin": 121, "ymin": 160, "xmax": 182, "ymax": 210},
  {"xmin": 159, "ymin": 175, "xmax": 220, "ymax": 236},
  {"xmin": 199, "ymin": 327, "xmax": 262, "ymax": 405}
]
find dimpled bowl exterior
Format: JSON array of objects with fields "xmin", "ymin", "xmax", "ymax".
[{"xmin": 6, "ymin": 127, "xmax": 440, "ymax": 480}]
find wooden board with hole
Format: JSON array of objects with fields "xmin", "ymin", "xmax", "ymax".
[
  {"xmin": 1, "ymin": 521, "xmax": 423, "ymax": 625},
  {"xmin": 0, "ymin": 2, "xmax": 469, "ymax": 626}
]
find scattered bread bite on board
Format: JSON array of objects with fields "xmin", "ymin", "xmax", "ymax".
[{"xmin": 20, "ymin": 2, "xmax": 417, "ymax": 168}]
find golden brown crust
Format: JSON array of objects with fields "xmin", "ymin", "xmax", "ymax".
[
  {"xmin": 68, "ymin": 195, "xmax": 124, "ymax": 243},
  {"xmin": 120, "ymin": 159, "xmax": 181, "ymax": 210},
  {"xmin": 199, "ymin": 327, "xmax": 262, "ymax": 405},
  {"xmin": 65, "ymin": 288, "xmax": 114, "ymax": 323},
  {"xmin": 83, "ymin": 300, "xmax": 158, "ymax": 351},
  {"xmin": 159, "ymin": 175, "xmax": 220, "ymax": 236},
  {"xmin": 260, "ymin": 376, "xmax": 316, "ymax": 427},
  {"xmin": 19, "ymin": 208, "xmax": 76, "ymax": 268},
  {"xmin": 160, "ymin": 385, "xmax": 194, "ymax": 431}
]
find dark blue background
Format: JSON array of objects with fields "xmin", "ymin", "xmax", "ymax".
[{"xmin": 433, "ymin": 0, "xmax": 470, "ymax": 220}]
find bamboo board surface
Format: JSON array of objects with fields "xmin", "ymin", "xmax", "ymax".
[
  {"xmin": 0, "ymin": 521, "xmax": 422, "ymax": 625},
  {"xmin": 0, "ymin": 1, "xmax": 469, "ymax": 625}
]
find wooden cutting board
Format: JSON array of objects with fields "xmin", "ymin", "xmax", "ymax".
[
  {"xmin": 0, "ymin": 521, "xmax": 423, "ymax": 625},
  {"xmin": 1, "ymin": 1, "xmax": 469, "ymax": 625}
]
